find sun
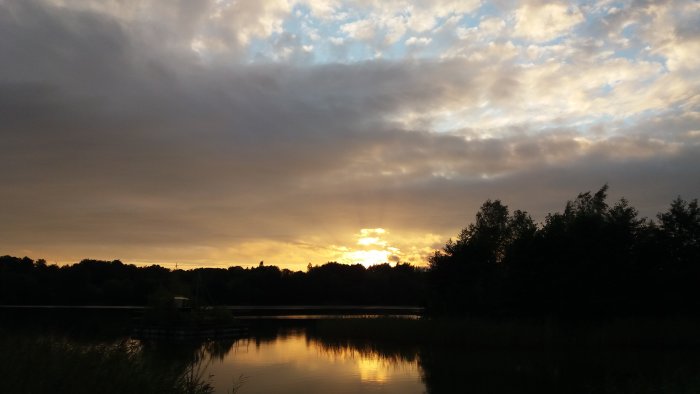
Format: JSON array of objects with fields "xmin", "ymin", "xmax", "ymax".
[
  {"xmin": 338, "ymin": 228, "xmax": 397, "ymax": 267},
  {"xmin": 344, "ymin": 249, "xmax": 392, "ymax": 268}
]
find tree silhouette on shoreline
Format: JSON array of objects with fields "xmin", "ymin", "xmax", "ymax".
[
  {"xmin": 1, "ymin": 186, "xmax": 698, "ymax": 316},
  {"xmin": 429, "ymin": 186, "xmax": 700, "ymax": 316}
]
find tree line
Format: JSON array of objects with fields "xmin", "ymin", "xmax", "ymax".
[
  {"xmin": 0, "ymin": 257, "xmax": 425, "ymax": 306},
  {"xmin": 1, "ymin": 185, "xmax": 698, "ymax": 316},
  {"xmin": 429, "ymin": 185, "xmax": 700, "ymax": 316}
]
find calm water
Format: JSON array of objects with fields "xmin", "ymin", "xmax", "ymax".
[
  {"xmin": 7, "ymin": 314, "xmax": 700, "ymax": 393},
  {"xmin": 203, "ymin": 331, "xmax": 424, "ymax": 393},
  {"xmin": 156, "ymin": 321, "xmax": 700, "ymax": 394}
]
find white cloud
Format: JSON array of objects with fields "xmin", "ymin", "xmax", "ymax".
[
  {"xmin": 405, "ymin": 36, "xmax": 431, "ymax": 46},
  {"xmin": 514, "ymin": 2, "xmax": 584, "ymax": 42},
  {"xmin": 329, "ymin": 36, "xmax": 345, "ymax": 45},
  {"xmin": 325, "ymin": 0, "xmax": 481, "ymax": 50}
]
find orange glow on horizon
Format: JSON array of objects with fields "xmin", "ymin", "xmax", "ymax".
[
  {"xmin": 26, "ymin": 227, "xmax": 442, "ymax": 270},
  {"xmin": 341, "ymin": 249, "xmax": 393, "ymax": 268}
]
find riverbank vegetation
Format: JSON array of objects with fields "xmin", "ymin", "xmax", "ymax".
[
  {"xmin": 429, "ymin": 185, "xmax": 699, "ymax": 316},
  {"xmin": 0, "ymin": 332, "xmax": 214, "ymax": 394}
]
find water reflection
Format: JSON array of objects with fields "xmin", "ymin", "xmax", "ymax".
[
  {"xmin": 203, "ymin": 333, "xmax": 423, "ymax": 393},
  {"xmin": 159, "ymin": 324, "xmax": 700, "ymax": 394},
  {"xmin": 9, "ymin": 316, "xmax": 700, "ymax": 394},
  {"xmin": 420, "ymin": 348, "xmax": 700, "ymax": 394},
  {"xmin": 310, "ymin": 338, "xmax": 420, "ymax": 384},
  {"xmin": 355, "ymin": 357, "xmax": 389, "ymax": 382}
]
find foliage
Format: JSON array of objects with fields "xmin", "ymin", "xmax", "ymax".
[
  {"xmin": 0, "ymin": 333, "xmax": 213, "ymax": 394},
  {"xmin": 429, "ymin": 186, "xmax": 700, "ymax": 316},
  {"xmin": 0, "ymin": 257, "xmax": 426, "ymax": 306}
]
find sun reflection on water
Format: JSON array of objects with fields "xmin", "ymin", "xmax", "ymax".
[
  {"xmin": 203, "ymin": 330, "xmax": 423, "ymax": 393},
  {"xmin": 356, "ymin": 357, "xmax": 389, "ymax": 383}
]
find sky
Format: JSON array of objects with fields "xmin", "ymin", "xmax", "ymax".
[{"xmin": 1, "ymin": 0, "xmax": 699, "ymax": 270}]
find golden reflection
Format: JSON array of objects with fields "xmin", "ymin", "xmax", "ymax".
[
  {"xmin": 309, "ymin": 338, "xmax": 412, "ymax": 383},
  {"xmin": 206, "ymin": 332, "xmax": 422, "ymax": 393},
  {"xmin": 356, "ymin": 357, "xmax": 389, "ymax": 383}
]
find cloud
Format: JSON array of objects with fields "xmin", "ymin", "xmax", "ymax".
[
  {"xmin": 0, "ymin": 0, "xmax": 698, "ymax": 268},
  {"xmin": 331, "ymin": 0, "xmax": 480, "ymax": 49},
  {"xmin": 405, "ymin": 36, "xmax": 432, "ymax": 46},
  {"xmin": 513, "ymin": 2, "xmax": 584, "ymax": 42}
]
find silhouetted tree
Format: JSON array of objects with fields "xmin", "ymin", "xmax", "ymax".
[
  {"xmin": 429, "ymin": 200, "xmax": 535, "ymax": 314},
  {"xmin": 428, "ymin": 186, "xmax": 700, "ymax": 317}
]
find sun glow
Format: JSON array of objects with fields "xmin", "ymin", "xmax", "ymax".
[
  {"xmin": 339, "ymin": 228, "xmax": 398, "ymax": 267},
  {"xmin": 356, "ymin": 228, "xmax": 387, "ymax": 247},
  {"xmin": 343, "ymin": 249, "xmax": 392, "ymax": 268}
]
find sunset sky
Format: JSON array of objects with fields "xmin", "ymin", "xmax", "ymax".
[{"xmin": 2, "ymin": 0, "xmax": 699, "ymax": 269}]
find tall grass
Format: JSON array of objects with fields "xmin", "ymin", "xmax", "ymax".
[{"xmin": 0, "ymin": 333, "xmax": 213, "ymax": 394}]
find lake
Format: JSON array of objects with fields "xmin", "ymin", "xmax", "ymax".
[
  {"xmin": 5, "ymin": 314, "xmax": 700, "ymax": 393},
  {"xmin": 203, "ymin": 329, "xmax": 423, "ymax": 393},
  {"xmin": 143, "ymin": 317, "xmax": 700, "ymax": 394}
]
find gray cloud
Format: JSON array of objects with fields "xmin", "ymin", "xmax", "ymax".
[{"xmin": 1, "ymin": 0, "xmax": 698, "ymax": 266}]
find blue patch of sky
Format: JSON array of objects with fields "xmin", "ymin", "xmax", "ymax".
[
  {"xmin": 309, "ymin": 5, "xmax": 377, "ymax": 62},
  {"xmin": 616, "ymin": 108, "xmax": 664, "ymax": 130},
  {"xmin": 246, "ymin": 1, "xmax": 575, "ymax": 64},
  {"xmin": 431, "ymin": 115, "xmax": 465, "ymax": 133},
  {"xmin": 338, "ymin": 40, "xmax": 372, "ymax": 62},
  {"xmin": 520, "ymin": 115, "xmax": 615, "ymax": 137},
  {"xmin": 507, "ymin": 37, "xmax": 532, "ymax": 50},
  {"xmin": 246, "ymin": 37, "xmax": 271, "ymax": 62},
  {"xmin": 391, "ymin": 12, "xmax": 487, "ymax": 61},
  {"xmin": 569, "ymin": 1, "xmax": 622, "ymax": 41},
  {"xmin": 574, "ymin": 114, "xmax": 618, "ymax": 132},
  {"xmin": 459, "ymin": 10, "xmax": 484, "ymax": 28},
  {"xmin": 648, "ymin": 54, "xmax": 669, "ymax": 72},
  {"xmin": 383, "ymin": 41, "xmax": 408, "ymax": 59},
  {"xmin": 334, "ymin": 3, "xmax": 490, "ymax": 62},
  {"xmin": 589, "ymin": 113, "xmax": 616, "ymax": 126},
  {"xmin": 613, "ymin": 30, "xmax": 666, "ymax": 71},
  {"xmin": 286, "ymin": 4, "xmax": 307, "ymax": 31},
  {"xmin": 245, "ymin": 5, "xmax": 304, "ymax": 62},
  {"xmin": 610, "ymin": 23, "xmax": 644, "ymax": 60},
  {"xmin": 291, "ymin": 5, "xmax": 343, "ymax": 63},
  {"xmin": 613, "ymin": 45, "xmax": 643, "ymax": 61},
  {"xmin": 313, "ymin": 45, "xmax": 336, "ymax": 64},
  {"xmin": 600, "ymin": 83, "xmax": 615, "ymax": 95},
  {"xmin": 476, "ymin": 2, "xmax": 502, "ymax": 19},
  {"xmin": 243, "ymin": 4, "xmax": 329, "ymax": 63}
]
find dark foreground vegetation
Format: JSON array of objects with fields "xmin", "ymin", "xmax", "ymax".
[
  {"xmin": 0, "ymin": 258, "xmax": 425, "ymax": 306},
  {"xmin": 1, "ymin": 185, "xmax": 698, "ymax": 317},
  {"xmin": 0, "ymin": 332, "xmax": 216, "ymax": 394},
  {"xmin": 429, "ymin": 185, "xmax": 699, "ymax": 316}
]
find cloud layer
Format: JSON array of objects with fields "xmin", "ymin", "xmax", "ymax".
[{"xmin": 1, "ymin": 0, "xmax": 699, "ymax": 268}]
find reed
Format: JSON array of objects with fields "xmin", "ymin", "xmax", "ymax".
[{"xmin": 0, "ymin": 332, "xmax": 213, "ymax": 394}]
